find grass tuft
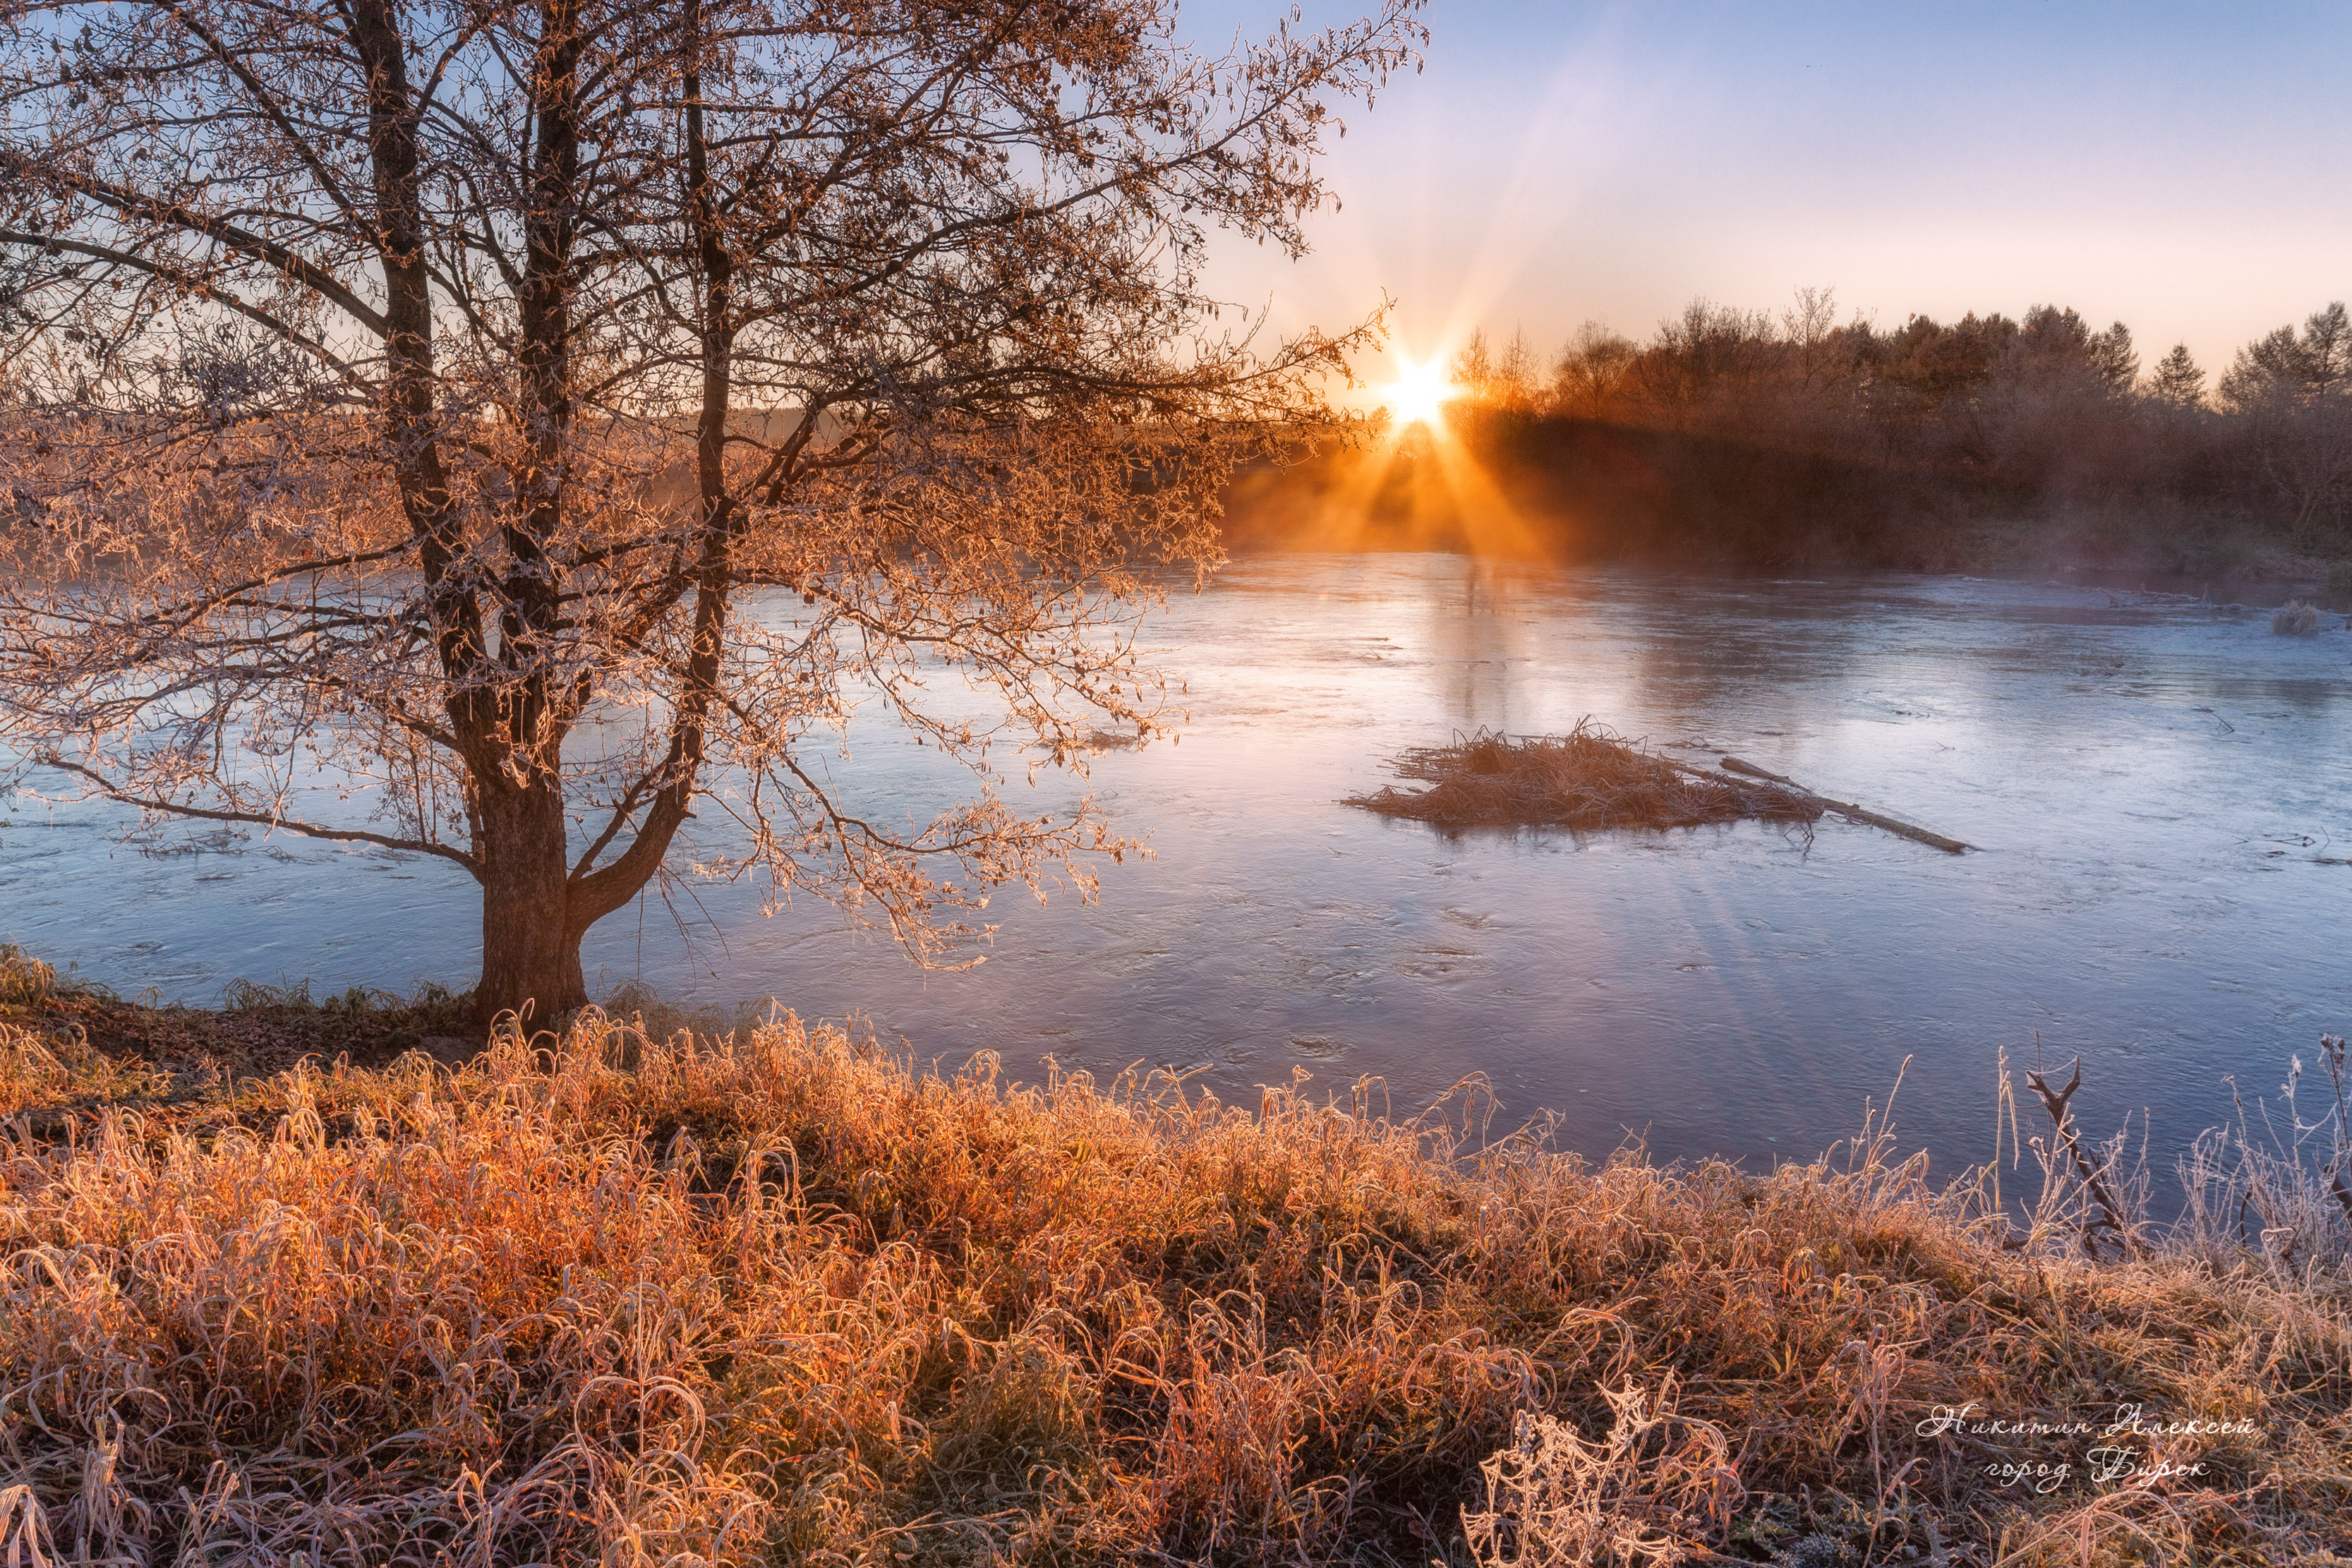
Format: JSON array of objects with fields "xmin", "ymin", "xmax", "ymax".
[{"xmin": 0, "ymin": 946, "xmax": 54, "ymax": 1008}]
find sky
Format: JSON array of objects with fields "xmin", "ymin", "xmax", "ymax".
[{"xmin": 1198, "ymin": 1, "xmax": 2352, "ymax": 392}]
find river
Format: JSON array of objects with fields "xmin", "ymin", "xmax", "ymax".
[{"xmin": 5, "ymin": 555, "xmax": 2347, "ymax": 1187}]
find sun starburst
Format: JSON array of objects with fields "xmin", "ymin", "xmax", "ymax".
[{"xmin": 1381, "ymin": 356, "xmax": 1457, "ymax": 427}]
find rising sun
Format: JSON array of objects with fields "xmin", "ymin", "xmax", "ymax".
[{"xmin": 1382, "ymin": 356, "xmax": 1457, "ymax": 427}]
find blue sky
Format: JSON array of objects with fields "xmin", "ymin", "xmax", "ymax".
[{"xmin": 1203, "ymin": 1, "xmax": 2352, "ymax": 385}]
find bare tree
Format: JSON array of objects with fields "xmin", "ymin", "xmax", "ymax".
[
  {"xmin": 0, "ymin": 0, "xmax": 1425, "ymax": 1019},
  {"xmin": 1780, "ymin": 284, "xmax": 1840, "ymax": 392},
  {"xmin": 1447, "ymin": 327, "xmax": 1494, "ymax": 402},
  {"xmin": 1446, "ymin": 326, "xmax": 1539, "ymax": 411},
  {"xmin": 1493, "ymin": 326, "xmax": 1539, "ymax": 410},
  {"xmin": 1633, "ymin": 298, "xmax": 1778, "ymax": 426},
  {"xmin": 1550, "ymin": 320, "xmax": 1634, "ymax": 420}
]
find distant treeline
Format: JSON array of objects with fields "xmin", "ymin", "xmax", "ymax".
[{"xmin": 1226, "ymin": 290, "xmax": 2352, "ymax": 580}]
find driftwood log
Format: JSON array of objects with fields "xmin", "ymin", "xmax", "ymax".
[{"xmin": 1715, "ymin": 756, "xmax": 1970, "ymax": 854}]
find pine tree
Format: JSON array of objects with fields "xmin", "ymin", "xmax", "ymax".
[{"xmin": 2148, "ymin": 344, "xmax": 2206, "ymax": 406}]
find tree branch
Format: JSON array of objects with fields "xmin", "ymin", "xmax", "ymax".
[
  {"xmin": 0, "ymin": 152, "xmax": 390, "ymax": 339},
  {"xmin": 36, "ymin": 754, "xmax": 482, "ymax": 876}
]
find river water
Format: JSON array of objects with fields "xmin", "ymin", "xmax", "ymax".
[{"xmin": 5, "ymin": 555, "xmax": 2348, "ymax": 1185}]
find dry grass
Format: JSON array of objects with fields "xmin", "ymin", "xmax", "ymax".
[
  {"xmin": 2171, "ymin": 1036, "xmax": 2352, "ymax": 1279},
  {"xmin": 1346, "ymin": 723, "xmax": 1823, "ymax": 836},
  {"xmin": 1461, "ymin": 1380, "xmax": 1740, "ymax": 1567},
  {"xmin": 2270, "ymin": 600, "xmax": 2322, "ymax": 635},
  {"xmin": 0, "ymin": 990, "xmax": 2346, "ymax": 1564},
  {"xmin": 0, "ymin": 970, "xmax": 478, "ymax": 1131},
  {"xmin": 0, "ymin": 947, "xmax": 54, "ymax": 1011}
]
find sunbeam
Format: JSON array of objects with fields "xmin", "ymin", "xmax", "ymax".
[{"xmin": 1381, "ymin": 355, "xmax": 1459, "ymax": 427}]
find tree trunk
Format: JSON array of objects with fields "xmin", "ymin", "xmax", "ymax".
[{"xmin": 474, "ymin": 779, "xmax": 589, "ymax": 1024}]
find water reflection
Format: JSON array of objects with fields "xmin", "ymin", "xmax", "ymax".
[
  {"xmin": 1430, "ymin": 561, "xmax": 1533, "ymax": 730},
  {"xmin": 4, "ymin": 555, "xmax": 2348, "ymax": 1193}
]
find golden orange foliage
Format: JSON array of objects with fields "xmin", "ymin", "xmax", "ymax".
[{"xmin": 0, "ymin": 1007, "xmax": 2344, "ymax": 1564}]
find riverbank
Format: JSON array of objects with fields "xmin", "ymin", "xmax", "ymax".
[
  {"xmin": 1222, "ymin": 414, "xmax": 2352, "ymax": 587},
  {"xmin": 2, "ymin": 957, "xmax": 2347, "ymax": 1564}
]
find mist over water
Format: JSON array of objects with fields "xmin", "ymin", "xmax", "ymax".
[{"xmin": 6, "ymin": 555, "xmax": 2348, "ymax": 1187}]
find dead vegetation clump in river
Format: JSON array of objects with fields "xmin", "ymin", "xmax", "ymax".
[
  {"xmin": 2272, "ymin": 598, "xmax": 2323, "ymax": 635},
  {"xmin": 0, "ymin": 963, "xmax": 2348, "ymax": 1564},
  {"xmin": 1346, "ymin": 720, "xmax": 1823, "ymax": 834}
]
